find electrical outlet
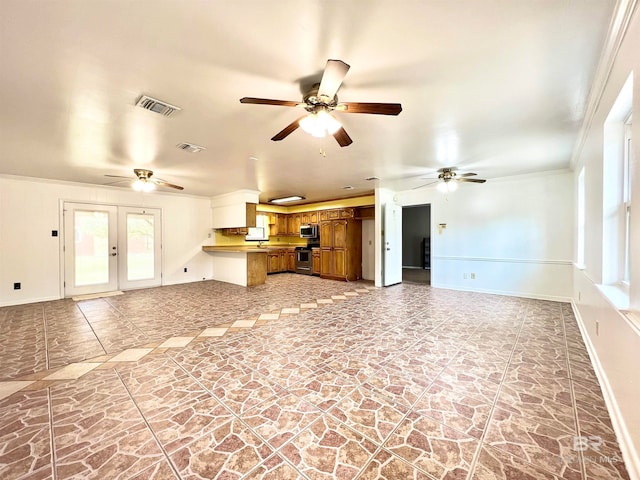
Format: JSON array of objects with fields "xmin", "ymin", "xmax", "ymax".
[
  {"xmin": 184, "ymin": 267, "xmax": 188, "ymax": 273},
  {"xmin": 470, "ymin": 273, "xmax": 476, "ymax": 279},
  {"xmin": 578, "ymin": 291, "xmax": 581, "ymax": 301},
  {"xmin": 13, "ymin": 282, "xmax": 21, "ymax": 290},
  {"xmin": 596, "ymin": 321, "xmax": 600, "ymax": 336},
  {"xmin": 463, "ymin": 273, "xmax": 468, "ymax": 279}
]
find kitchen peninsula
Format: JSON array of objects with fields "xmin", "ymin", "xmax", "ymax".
[{"xmin": 202, "ymin": 246, "xmax": 267, "ymax": 286}]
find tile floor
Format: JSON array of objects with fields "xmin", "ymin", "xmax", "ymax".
[{"xmin": 0, "ymin": 274, "xmax": 631, "ymax": 479}]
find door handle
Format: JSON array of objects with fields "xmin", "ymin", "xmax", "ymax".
[
  {"xmin": 111, "ymin": 253, "xmax": 117, "ymax": 256},
  {"xmin": 386, "ymin": 248, "xmax": 391, "ymax": 251}
]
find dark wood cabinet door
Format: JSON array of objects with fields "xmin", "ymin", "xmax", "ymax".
[{"xmin": 312, "ymin": 252, "xmax": 320, "ymax": 274}]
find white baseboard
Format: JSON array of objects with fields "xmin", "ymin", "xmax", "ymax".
[
  {"xmin": 0, "ymin": 295, "xmax": 61, "ymax": 307},
  {"xmin": 571, "ymin": 300, "xmax": 640, "ymax": 480},
  {"xmin": 431, "ymin": 282, "xmax": 572, "ymax": 303}
]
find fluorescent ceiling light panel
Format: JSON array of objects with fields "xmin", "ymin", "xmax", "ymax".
[{"xmin": 270, "ymin": 195, "xmax": 305, "ymax": 204}]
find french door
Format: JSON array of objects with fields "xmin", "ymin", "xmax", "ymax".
[{"xmin": 63, "ymin": 203, "xmax": 162, "ymax": 296}]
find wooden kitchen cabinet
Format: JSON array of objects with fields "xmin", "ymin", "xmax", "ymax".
[
  {"xmin": 277, "ymin": 214, "xmax": 287, "ymax": 236},
  {"xmin": 309, "ymin": 211, "xmax": 319, "ymax": 224},
  {"xmin": 267, "ymin": 251, "xmax": 281, "ymax": 273},
  {"xmin": 287, "ymin": 251, "xmax": 296, "ymax": 271},
  {"xmin": 319, "ymin": 218, "xmax": 362, "ymax": 281},
  {"xmin": 312, "ymin": 249, "xmax": 320, "ymax": 275}
]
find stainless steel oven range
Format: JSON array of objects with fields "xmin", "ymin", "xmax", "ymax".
[{"xmin": 294, "ymin": 247, "xmax": 312, "ymax": 275}]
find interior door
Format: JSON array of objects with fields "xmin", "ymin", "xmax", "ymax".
[
  {"xmin": 118, "ymin": 206, "xmax": 162, "ymax": 290},
  {"xmin": 64, "ymin": 203, "xmax": 118, "ymax": 296},
  {"xmin": 383, "ymin": 202, "xmax": 403, "ymax": 286}
]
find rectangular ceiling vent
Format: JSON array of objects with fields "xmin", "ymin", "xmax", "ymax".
[
  {"xmin": 176, "ymin": 142, "xmax": 206, "ymax": 153},
  {"xmin": 135, "ymin": 95, "xmax": 181, "ymax": 117}
]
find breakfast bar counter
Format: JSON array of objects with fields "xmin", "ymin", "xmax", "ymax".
[{"xmin": 202, "ymin": 246, "xmax": 267, "ymax": 286}]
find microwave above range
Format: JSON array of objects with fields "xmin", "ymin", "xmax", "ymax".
[{"xmin": 299, "ymin": 224, "xmax": 318, "ymax": 238}]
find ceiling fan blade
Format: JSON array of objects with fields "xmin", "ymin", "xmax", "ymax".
[
  {"xmin": 271, "ymin": 116, "xmax": 306, "ymax": 141},
  {"xmin": 340, "ymin": 102, "xmax": 402, "ymax": 115},
  {"xmin": 153, "ymin": 179, "xmax": 184, "ymax": 190},
  {"xmin": 459, "ymin": 172, "xmax": 477, "ymax": 177},
  {"xmin": 412, "ymin": 180, "xmax": 439, "ymax": 190},
  {"xmin": 457, "ymin": 178, "xmax": 486, "ymax": 183},
  {"xmin": 240, "ymin": 97, "xmax": 299, "ymax": 107},
  {"xmin": 105, "ymin": 174, "xmax": 133, "ymax": 179},
  {"xmin": 332, "ymin": 127, "xmax": 353, "ymax": 147},
  {"xmin": 318, "ymin": 59, "xmax": 350, "ymax": 99}
]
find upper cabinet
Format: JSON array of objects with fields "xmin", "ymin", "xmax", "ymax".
[
  {"xmin": 254, "ymin": 204, "xmax": 372, "ymax": 237},
  {"xmin": 211, "ymin": 190, "xmax": 259, "ymax": 229}
]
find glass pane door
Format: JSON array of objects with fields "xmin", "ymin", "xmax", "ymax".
[
  {"xmin": 64, "ymin": 203, "xmax": 118, "ymax": 296},
  {"xmin": 118, "ymin": 207, "xmax": 162, "ymax": 290}
]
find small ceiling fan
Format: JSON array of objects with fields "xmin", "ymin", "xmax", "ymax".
[
  {"xmin": 105, "ymin": 169, "xmax": 184, "ymax": 192},
  {"xmin": 413, "ymin": 167, "xmax": 486, "ymax": 192},
  {"xmin": 240, "ymin": 59, "xmax": 402, "ymax": 147}
]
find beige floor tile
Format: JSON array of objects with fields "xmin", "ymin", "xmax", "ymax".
[
  {"xmin": 300, "ymin": 303, "xmax": 318, "ymax": 309},
  {"xmin": 344, "ymin": 292, "xmax": 359, "ymax": 296},
  {"xmin": 331, "ymin": 295, "xmax": 347, "ymax": 300},
  {"xmin": 232, "ymin": 319, "xmax": 257, "ymax": 328},
  {"xmin": 281, "ymin": 308, "xmax": 300, "ymax": 314},
  {"xmin": 0, "ymin": 381, "xmax": 34, "ymax": 400},
  {"xmin": 199, "ymin": 327, "xmax": 229, "ymax": 337},
  {"xmin": 108, "ymin": 348, "xmax": 154, "ymax": 362},
  {"xmin": 317, "ymin": 299, "xmax": 333, "ymax": 304},
  {"xmin": 258, "ymin": 313, "xmax": 280, "ymax": 321},
  {"xmin": 44, "ymin": 362, "xmax": 102, "ymax": 380}
]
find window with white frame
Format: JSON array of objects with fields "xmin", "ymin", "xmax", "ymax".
[
  {"xmin": 602, "ymin": 72, "xmax": 632, "ymax": 292},
  {"xmin": 577, "ymin": 167, "xmax": 585, "ymax": 268},
  {"xmin": 623, "ymin": 114, "xmax": 632, "ymax": 284}
]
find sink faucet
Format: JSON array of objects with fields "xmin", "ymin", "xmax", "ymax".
[{"xmin": 258, "ymin": 241, "xmax": 264, "ymax": 248}]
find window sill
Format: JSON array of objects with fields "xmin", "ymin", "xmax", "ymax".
[
  {"xmin": 596, "ymin": 283, "xmax": 630, "ymax": 311},
  {"xmin": 574, "ymin": 262, "xmax": 586, "ymax": 271}
]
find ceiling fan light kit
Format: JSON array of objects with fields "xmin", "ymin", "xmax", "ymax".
[
  {"xmin": 132, "ymin": 179, "xmax": 156, "ymax": 192},
  {"xmin": 413, "ymin": 167, "xmax": 487, "ymax": 191},
  {"xmin": 299, "ymin": 110, "xmax": 342, "ymax": 137},
  {"xmin": 240, "ymin": 59, "xmax": 402, "ymax": 147}
]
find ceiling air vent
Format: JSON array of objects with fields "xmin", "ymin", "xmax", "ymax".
[
  {"xmin": 135, "ymin": 95, "xmax": 181, "ymax": 117},
  {"xmin": 176, "ymin": 142, "xmax": 206, "ymax": 153}
]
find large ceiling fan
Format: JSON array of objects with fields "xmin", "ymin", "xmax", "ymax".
[
  {"xmin": 105, "ymin": 169, "xmax": 184, "ymax": 192},
  {"xmin": 413, "ymin": 167, "xmax": 486, "ymax": 192},
  {"xmin": 240, "ymin": 59, "xmax": 402, "ymax": 147}
]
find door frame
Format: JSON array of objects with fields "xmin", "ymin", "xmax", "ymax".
[{"xmin": 59, "ymin": 200, "xmax": 163, "ymax": 298}]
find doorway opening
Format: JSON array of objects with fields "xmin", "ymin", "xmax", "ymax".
[
  {"xmin": 402, "ymin": 204, "xmax": 431, "ymax": 284},
  {"xmin": 63, "ymin": 202, "xmax": 162, "ymax": 297}
]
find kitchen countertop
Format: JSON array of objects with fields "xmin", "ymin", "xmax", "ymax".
[{"xmin": 202, "ymin": 245, "xmax": 301, "ymax": 253}]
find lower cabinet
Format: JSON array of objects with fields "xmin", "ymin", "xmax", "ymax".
[
  {"xmin": 267, "ymin": 249, "xmax": 297, "ymax": 274},
  {"xmin": 312, "ymin": 250, "xmax": 320, "ymax": 275},
  {"xmin": 267, "ymin": 252, "xmax": 281, "ymax": 274}
]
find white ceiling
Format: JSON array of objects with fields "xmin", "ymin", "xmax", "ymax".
[{"xmin": 0, "ymin": 0, "xmax": 615, "ymax": 203}]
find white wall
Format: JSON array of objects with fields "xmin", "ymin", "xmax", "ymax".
[
  {"xmin": 0, "ymin": 175, "xmax": 213, "ymax": 306},
  {"xmin": 361, "ymin": 219, "xmax": 375, "ymax": 280},
  {"xmin": 396, "ymin": 170, "xmax": 574, "ymax": 301},
  {"xmin": 571, "ymin": 7, "xmax": 640, "ymax": 477}
]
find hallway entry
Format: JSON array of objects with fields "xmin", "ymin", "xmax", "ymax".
[{"xmin": 402, "ymin": 204, "xmax": 431, "ymax": 284}]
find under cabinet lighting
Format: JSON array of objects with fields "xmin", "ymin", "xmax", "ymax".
[{"xmin": 269, "ymin": 195, "xmax": 305, "ymax": 204}]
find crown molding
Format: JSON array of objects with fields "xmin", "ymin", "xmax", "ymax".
[{"xmin": 570, "ymin": 0, "xmax": 638, "ymax": 170}]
